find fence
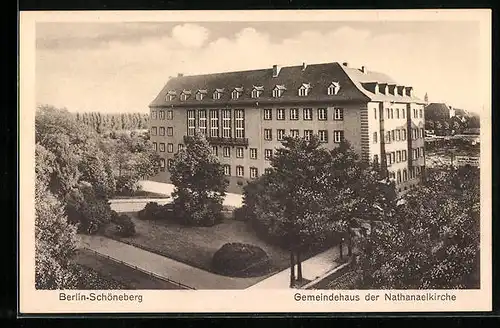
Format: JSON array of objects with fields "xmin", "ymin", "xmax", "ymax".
[{"xmin": 82, "ymin": 247, "xmax": 196, "ymax": 290}]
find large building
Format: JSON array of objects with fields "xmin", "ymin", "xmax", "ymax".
[{"xmin": 149, "ymin": 62, "xmax": 426, "ymax": 194}]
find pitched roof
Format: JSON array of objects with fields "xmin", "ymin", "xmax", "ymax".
[
  {"xmin": 425, "ymin": 103, "xmax": 452, "ymax": 120},
  {"xmin": 150, "ymin": 62, "xmax": 422, "ymax": 107}
]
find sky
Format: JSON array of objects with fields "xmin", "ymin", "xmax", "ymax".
[{"xmin": 35, "ymin": 21, "xmax": 485, "ymax": 114}]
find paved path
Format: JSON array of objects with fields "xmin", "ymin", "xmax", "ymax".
[
  {"xmin": 78, "ymin": 234, "xmax": 264, "ymax": 290},
  {"xmin": 109, "ymin": 198, "xmax": 171, "ymax": 213},
  {"xmin": 246, "ymin": 245, "xmax": 346, "ymax": 289},
  {"xmin": 139, "ymin": 180, "xmax": 243, "ymax": 208}
]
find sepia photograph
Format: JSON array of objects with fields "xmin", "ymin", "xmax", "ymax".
[{"xmin": 19, "ymin": 9, "xmax": 491, "ymax": 313}]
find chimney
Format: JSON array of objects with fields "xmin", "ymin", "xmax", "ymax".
[
  {"xmin": 342, "ymin": 62, "xmax": 349, "ymax": 67},
  {"xmin": 272, "ymin": 65, "xmax": 281, "ymax": 77},
  {"xmin": 302, "ymin": 62, "xmax": 307, "ymax": 71},
  {"xmin": 177, "ymin": 73, "xmax": 184, "ymax": 77},
  {"xmin": 361, "ymin": 66, "xmax": 368, "ymax": 73}
]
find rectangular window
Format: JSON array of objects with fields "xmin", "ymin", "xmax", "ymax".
[
  {"xmin": 153, "ymin": 142, "xmax": 157, "ymax": 151},
  {"xmin": 290, "ymin": 108, "xmax": 299, "ymax": 120},
  {"xmin": 318, "ymin": 130, "xmax": 328, "ymax": 143},
  {"xmin": 291, "ymin": 129, "xmax": 300, "ymax": 138},
  {"xmin": 396, "ymin": 129, "xmax": 401, "ymax": 141},
  {"xmin": 167, "ymin": 127, "xmax": 173, "ymax": 136},
  {"xmin": 402, "ymin": 109, "xmax": 406, "ymax": 119},
  {"xmin": 160, "ymin": 158, "xmax": 165, "ymax": 171},
  {"xmin": 373, "ymin": 132, "xmax": 378, "ymax": 144},
  {"xmin": 212, "ymin": 146, "xmax": 218, "ymax": 157},
  {"xmin": 264, "ymin": 109, "xmax": 272, "ymax": 120},
  {"xmin": 402, "ymin": 129, "xmax": 407, "ymax": 141},
  {"xmin": 396, "ymin": 108, "xmax": 400, "ymax": 119},
  {"xmin": 277, "ymin": 129, "xmax": 285, "ymax": 141},
  {"xmin": 223, "ymin": 165, "xmax": 231, "ymax": 176},
  {"xmin": 396, "ymin": 150, "xmax": 401, "ymax": 162},
  {"xmin": 334, "ymin": 108, "xmax": 344, "ymax": 121},
  {"xmin": 223, "ymin": 146, "xmax": 231, "ymax": 157},
  {"xmin": 222, "ymin": 109, "xmax": 232, "ymax": 138},
  {"xmin": 334, "ymin": 130, "xmax": 344, "ymax": 143},
  {"xmin": 277, "ymin": 109, "xmax": 285, "ymax": 120},
  {"xmin": 167, "ymin": 143, "xmax": 173, "ymax": 153},
  {"xmin": 386, "ymin": 153, "xmax": 392, "ymax": 165},
  {"xmin": 236, "ymin": 147, "xmax": 244, "ymax": 158},
  {"xmin": 391, "ymin": 152, "xmax": 396, "ymax": 164},
  {"xmin": 374, "ymin": 107, "xmax": 377, "ymax": 119},
  {"xmin": 159, "ymin": 143, "xmax": 165, "ymax": 152},
  {"xmin": 419, "ymin": 109, "xmax": 423, "ymax": 118},
  {"xmin": 303, "ymin": 108, "xmax": 312, "ymax": 120},
  {"xmin": 159, "ymin": 110, "xmax": 165, "ymax": 120},
  {"xmin": 304, "ymin": 130, "xmax": 313, "ymax": 141},
  {"xmin": 386, "ymin": 108, "xmax": 390, "ymax": 119},
  {"xmin": 318, "ymin": 108, "xmax": 327, "ymax": 121},
  {"xmin": 391, "ymin": 130, "xmax": 395, "ymax": 142},
  {"xmin": 252, "ymin": 89, "xmax": 262, "ymax": 98},
  {"xmin": 152, "ymin": 111, "xmax": 157, "ymax": 120},
  {"xmin": 236, "ymin": 166, "xmax": 244, "ymax": 177},
  {"xmin": 151, "ymin": 127, "xmax": 157, "ymax": 136},
  {"xmin": 210, "ymin": 110, "xmax": 219, "ymax": 137},
  {"xmin": 264, "ymin": 149, "xmax": 273, "ymax": 160},
  {"xmin": 187, "ymin": 110, "xmax": 196, "ymax": 136},
  {"xmin": 421, "ymin": 147, "xmax": 425, "ymax": 157},
  {"xmin": 390, "ymin": 109, "xmax": 394, "ymax": 119},
  {"xmin": 298, "ymin": 88, "xmax": 307, "ymax": 97},
  {"xmin": 167, "ymin": 110, "xmax": 173, "ymax": 120},
  {"xmin": 198, "ymin": 110, "xmax": 207, "ymax": 136},
  {"xmin": 159, "ymin": 127, "xmax": 165, "ymax": 136},
  {"xmin": 167, "ymin": 159, "xmax": 173, "ymax": 170},
  {"xmin": 178, "ymin": 144, "xmax": 184, "ymax": 152},
  {"xmin": 386, "ymin": 131, "xmax": 391, "ymax": 143},
  {"xmin": 235, "ymin": 109, "xmax": 245, "ymax": 138},
  {"xmin": 373, "ymin": 154, "xmax": 379, "ymax": 164},
  {"xmin": 402, "ymin": 150, "xmax": 407, "ymax": 161},
  {"xmin": 420, "ymin": 128, "xmax": 424, "ymax": 139},
  {"xmin": 264, "ymin": 129, "xmax": 273, "ymax": 141},
  {"xmin": 250, "ymin": 167, "xmax": 259, "ymax": 179},
  {"xmin": 250, "ymin": 148, "xmax": 257, "ymax": 159}
]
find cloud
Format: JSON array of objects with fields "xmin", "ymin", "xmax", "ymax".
[
  {"xmin": 171, "ymin": 24, "xmax": 209, "ymax": 48},
  {"xmin": 36, "ymin": 23, "xmax": 483, "ymax": 114}
]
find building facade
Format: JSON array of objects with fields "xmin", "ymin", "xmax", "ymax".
[{"xmin": 149, "ymin": 62, "xmax": 425, "ymax": 194}]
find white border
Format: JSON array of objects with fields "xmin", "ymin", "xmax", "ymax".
[{"xmin": 19, "ymin": 9, "xmax": 492, "ymax": 314}]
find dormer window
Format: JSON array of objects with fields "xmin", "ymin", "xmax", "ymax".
[
  {"xmin": 213, "ymin": 88, "xmax": 224, "ymax": 100},
  {"xmin": 166, "ymin": 91, "xmax": 176, "ymax": 101},
  {"xmin": 232, "ymin": 87, "xmax": 243, "ymax": 100},
  {"xmin": 327, "ymin": 82, "xmax": 341, "ymax": 95},
  {"xmin": 298, "ymin": 83, "xmax": 311, "ymax": 97},
  {"xmin": 180, "ymin": 90, "xmax": 191, "ymax": 101},
  {"xmin": 251, "ymin": 86, "xmax": 264, "ymax": 98},
  {"xmin": 195, "ymin": 90, "xmax": 207, "ymax": 101},
  {"xmin": 273, "ymin": 85, "xmax": 286, "ymax": 98}
]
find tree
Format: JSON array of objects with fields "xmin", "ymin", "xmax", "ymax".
[
  {"xmin": 243, "ymin": 137, "xmax": 394, "ymax": 287},
  {"xmin": 435, "ymin": 121, "xmax": 443, "ymax": 131},
  {"xmin": 35, "ymin": 165, "xmax": 79, "ymax": 289},
  {"xmin": 426, "ymin": 120, "xmax": 435, "ymax": 130},
  {"xmin": 169, "ymin": 133, "xmax": 228, "ymax": 226},
  {"xmin": 354, "ymin": 166, "xmax": 480, "ymax": 289}
]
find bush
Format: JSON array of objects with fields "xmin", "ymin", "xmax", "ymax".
[
  {"xmin": 65, "ymin": 182, "xmax": 112, "ymax": 234},
  {"xmin": 172, "ymin": 193, "xmax": 224, "ymax": 227},
  {"xmin": 212, "ymin": 243, "xmax": 271, "ymax": 277},
  {"xmin": 137, "ymin": 202, "xmax": 175, "ymax": 221},
  {"xmin": 115, "ymin": 214, "xmax": 136, "ymax": 237},
  {"xmin": 115, "ymin": 175, "xmax": 140, "ymax": 196}
]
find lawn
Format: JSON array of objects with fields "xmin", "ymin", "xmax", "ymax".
[
  {"xmin": 73, "ymin": 249, "xmax": 184, "ymax": 289},
  {"xmin": 103, "ymin": 213, "xmax": 303, "ymax": 276}
]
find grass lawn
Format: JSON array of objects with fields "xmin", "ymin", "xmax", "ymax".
[
  {"xmin": 103, "ymin": 213, "xmax": 312, "ymax": 276},
  {"xmin": 73, "ymin": 249, "xmax": 184, "ymax": 289}
]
